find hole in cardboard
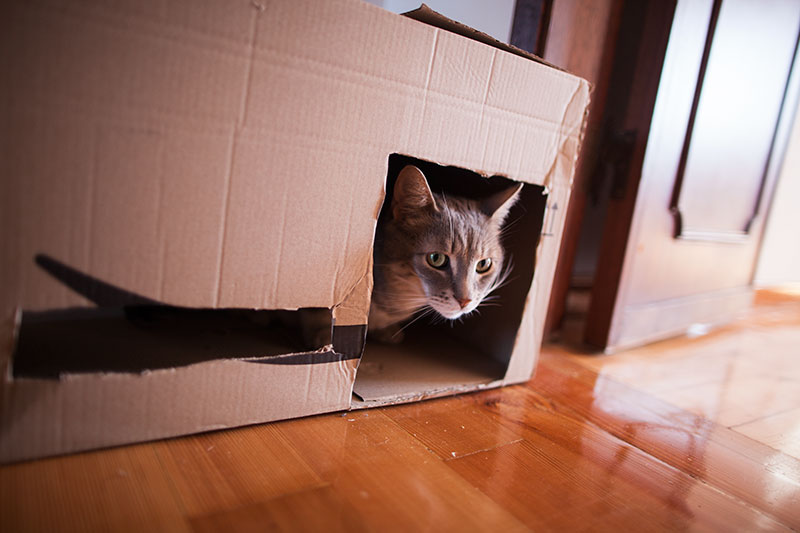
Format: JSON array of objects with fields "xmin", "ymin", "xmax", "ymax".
[
  {"xmin": 353, "ymin": 155, "xmax": 546, "ymax": 404},
  {"xmin": 12, "ymin": 306, "xmax": 334, "ymax": 379}
]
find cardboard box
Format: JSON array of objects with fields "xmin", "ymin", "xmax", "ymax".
[{"xmin": 0, "ymin": 0, "xmax": 590, "ymax": 463}]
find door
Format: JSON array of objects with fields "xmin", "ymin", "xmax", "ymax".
[{"xmin": 586, "ymin": 0, "xmax": 800, "ymax": 351}]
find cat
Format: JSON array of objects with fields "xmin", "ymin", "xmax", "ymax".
[{"xmin": 368, "ymin": 164, "xmax": 522, "ymax": 343}]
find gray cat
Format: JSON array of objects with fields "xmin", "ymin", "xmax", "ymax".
[{"xmin": 369, "ymin": 165, "xmax": 522, "ymax": 342}]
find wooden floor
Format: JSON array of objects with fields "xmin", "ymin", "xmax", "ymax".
[
  {"xmin": 2, "ymin": 290, "xmax": 799, "ymax": 531},
  {"xmin": 567, "ymin": 288, "xmax": 800, "ymax": 462}
]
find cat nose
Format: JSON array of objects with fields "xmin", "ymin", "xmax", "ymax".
[{"xmin": 457, "ymin": 298, "xmax": 472, "ymax": 309}]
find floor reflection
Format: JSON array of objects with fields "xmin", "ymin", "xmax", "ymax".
[
  {"xmin": 569, "ymin": 289, "xmax": 800, "ymax": 460},
  {"xmin": 545, "ymin": 288, "xmax": 800, "ymax": 528}
]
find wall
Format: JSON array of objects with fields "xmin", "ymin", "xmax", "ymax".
[
  {"xmin": 363, "ymin": 0, "xmax": 517, "ymax": 43},
  {"xmin": 756, "ymin": 106, "xmax": 800, "ymax": 287}
]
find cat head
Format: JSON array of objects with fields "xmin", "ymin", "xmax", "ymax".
[{"xmin": 389, "ymin": 165, "xmax": 521, "ymax": 320}]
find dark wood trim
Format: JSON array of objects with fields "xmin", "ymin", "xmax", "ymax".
[
  {"xmin": 534, "ymin": 0, "xmax": 553, "ymax": 57},
  {"xmin": 583, "ymin": 0, "xmax": 677, "ymax": 348},
  {"xmin": 509, "ymin": 0, "xmax": 553, "ymax": 56},
  {"xmin": 540, "ymin": 0, "xmax": 625, "ymax": 335}
]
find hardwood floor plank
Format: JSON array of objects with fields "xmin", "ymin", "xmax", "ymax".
[
  {"xmin": 569, "ymin": 324, "xmax": 800, "ymax": 428},
  {"xmin": 570, "ymin": 334, "xmax": 752, "ymax": 393},
  {"xmin": 0, "ymin": 445, "xmax": 188, "ymax": 533},
  {"xmin": 188, "ymin": 486, "xmax": 367, "ymax": 533},
  {"xmin": 734, "ymin": 407, "xmax": 800, "ymax": 460},
  {"xmin": 274, "ymin": 409, "xmax": 530, "ymax": 531},
  {"xmin": 447, "ymin": 437, "xmax": 788, "ymax": 532},
  {"xmin": 454, "ymin": 384, "xmax": 791, "ymax": 531},
  {"xmin": 535, "ymin": 347, "xmax": 800, "ymax": 529},
  {"xmin": 380, "ymin": 394, "xmax": 524, "ymax": 459},
  {"xmin": 152, "ymin": 425, "xmax": 324, "ymax": 517},
  {"xmin": 649, "ymin": 374, "xmax": 800, "ymax": 428}
]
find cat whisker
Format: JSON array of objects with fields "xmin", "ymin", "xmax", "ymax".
[
  {"xmin": 493, "ymin": 275, "xmax": 518, "ymax": 294},
  {"xmin": 431, "ymin": 313, "xmax": 448, "ymax": 326},
  {"xmin": 485, "ymin": 259, "xmax": 516, "ymax": 297},
  {"xmin": 384, "ymin": 296, "xmax": 428, "ymax": 304},
  {"xmin": 392, "ymin": 306, "xmax": 435, "ymax": 338},
  {"xmin": 500, "ymin": 214, "xmax": 525, "ymax": 237},
  {"xmin": 370, "ymin": 292, "xmax": 430, "ymax": 307}
]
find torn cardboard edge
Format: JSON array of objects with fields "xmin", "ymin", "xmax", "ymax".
[
  {"xmin": 351, "ymin": 379, "xmax": 504, "ymax": 408},
  {"xmin": 10, "ymin": 304, "xmax": 351, "ymax": 378},
  {"xmin": 10, "ymin": 254, "xmax": 366, "ymax": 377},
  {"xmin": 332, "ymin": 261, "xmax": 373, "ymax": 327},
  {"xmin": 403, "ymin": 4, "xmax": 568, "ymax": 74},
  {"xmin": 352, "ymin": 154, "xmax": 547, "ymax": 403}
]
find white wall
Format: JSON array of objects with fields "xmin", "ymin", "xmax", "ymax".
[
  {"xmin": 756, "ymin": 106, "xmax": 800, "ymax": 287},
  {"xmin": 363, "ymin": 0, "xmax": 516, "ymax": 44}
]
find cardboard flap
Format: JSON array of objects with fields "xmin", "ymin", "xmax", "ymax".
[
  {"xmin": 332, "ymin": 260, "xmax": 373, "ymax": 327},
  {"xmin": 403, "ymin": 4, "xmax": 561, "ymax": 70}
]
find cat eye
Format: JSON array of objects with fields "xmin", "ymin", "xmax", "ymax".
[
  {"xmin": 426, "ymin": 252, "xmax": 449, "ymax": 269},
  {"xmin": 476, "ymin": 258, "xmax": 492, "ymax": 273}
]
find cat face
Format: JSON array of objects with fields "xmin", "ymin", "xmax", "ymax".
[{"xmin": 390, "ymin": 165, "xmax": 521, "ymax": 321}]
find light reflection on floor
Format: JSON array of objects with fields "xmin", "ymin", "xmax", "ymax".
[{"xmin": 568, "ymin": 288, "xmax": 800, "ymax": 460}]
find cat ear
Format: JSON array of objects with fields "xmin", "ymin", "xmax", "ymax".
[
  {"xmin": 481, "ymin": 182, "xmax": 523, "ymax": 222},
  {"xmin": 392, "ymin": 165, "xmax": 439, "ymax": 220}
]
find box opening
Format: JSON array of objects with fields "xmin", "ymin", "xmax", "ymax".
[
  {"xmin": 353, "ymin": 155, "xmax": 547, "ymax": 404},
  {"xmin": 11, "ymin": 306, "xmax": 334, "ymax": 379}
]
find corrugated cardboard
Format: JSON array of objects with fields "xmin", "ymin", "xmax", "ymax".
[{"xmin": 0, "ymin": 0, "xmax": 590, "ymax": 463}]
